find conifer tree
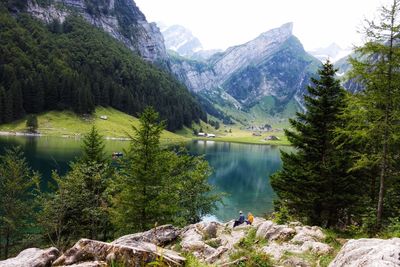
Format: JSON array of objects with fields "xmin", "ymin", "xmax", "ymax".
[
  {"xmin": 343, "ymin": 0, "xmax": 400, "ymax": 229},
  {"xmin": 0, "ymin": 147, "xmax": 39, "ymax": 259},
  {"xmin": 38, "ymin": 126, "xmax": 112, "ymax": 247},
  {"xmin": 271, "ymin": 61, "xmax": 360, "ymax": 227},
  {"xmin": 111, "ymin": 107, "xmax": 219, "ymax": 233},
  {"xmin": 81, "ymin": 125, "xmax": 106, "ymax": 164}
]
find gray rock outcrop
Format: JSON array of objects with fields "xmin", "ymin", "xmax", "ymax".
[
  {"xmin": 112, "ymin": 224, "xmax": 180, "ymax": 247},
  {"xmin": 0, "ymin": 247, "xmax": 59, "ymax": 267},
  {"xmin": 53, "ymin": 238, "xmax": 185, "ymax": 266},
  {"xmin": 329, "ymin": 238, "xmax": 400, "ymax": 267}
]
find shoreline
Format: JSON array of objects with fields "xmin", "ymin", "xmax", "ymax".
[{"xmin": 0, "ymin": 131, "xmax": 291, "ymax": 146}]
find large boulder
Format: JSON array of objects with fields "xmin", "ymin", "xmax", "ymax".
[
  {"xmin": 329, "ymin": 238, "xmax": 400, "ymax": 267},
  {"xmin": 112, "ymin": 224, "xmax": 180, "ymax": 247},
  {"xmin": 53, "ymin": 238, "xmax": 185, "ymax": 267},
  {"xmin": 256, "ymin": 221, "xmax": 296, "ymax": 242},
  {"xmin": 0, "ymin": 247, "xmax": 59, "ymax": 267}
]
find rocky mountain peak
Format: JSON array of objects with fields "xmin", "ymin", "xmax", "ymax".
[
  {"xmin": 259, "ymin": 22, "xmax": 293, "ymax": 40},
  {"xmin": 161, "ymin": 24, "xmax": 203, "ymax": 57}
]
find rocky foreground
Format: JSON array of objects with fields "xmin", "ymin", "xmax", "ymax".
[{"xmin": 1, "ymin": 217, "xmax": 399, "ymax": 266}]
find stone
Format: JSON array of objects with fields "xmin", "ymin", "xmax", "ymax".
[
  {"xmin": 256, "ymin": 221, "xmax": 275, "ymax": 239},
  {"xmin": 203, "ymin": 222, "xmax": 219, "ymax": 239},
  {"xmin": 52, "ymin": 239, "xmax": 185, "ymax": 267},
  {"xmin": 205, "ymin": 246, "xmax": 229, "ymax": 264},
  {"xmin": 112, "ymin": 224, "xmax": 180, "ymax": 246},
  {"xmin": 0, "ymin": 247, "xmax": 59, "ymax": 267},
  {"xmin": 282, "ymin": 257, "xmax": 311, "ymax": 267},
  {"xmin": 301, "ymin": 241, "xmax": 332, "ymax": 255},
  {"xmin": 329, "ymin": 238, "xmax": 400, "ymax": 267},
  {"xmin": 294, "ymin": 226, "xmax": 325, "ymax": 240}
]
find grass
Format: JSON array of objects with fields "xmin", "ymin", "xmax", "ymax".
[
  {"xmin": 0, "ymin": 107, "xmax": 188, "ymax": 143},
  {"xmin": 193, "ymin": 125, "xmax": 290, "ymax": 146},
  {"xmin": 0, "ymin": 107, "xmax": 292, "ymax": 146}
]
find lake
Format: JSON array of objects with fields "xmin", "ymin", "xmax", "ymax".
[{"xmin": 0, "ymin": 136, "xmax": 291, "ymax": 222}]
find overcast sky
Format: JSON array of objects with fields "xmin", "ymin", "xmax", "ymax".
[{"xmin": 134, "ymin": 0, "xmax": 384, "ymax": 51}]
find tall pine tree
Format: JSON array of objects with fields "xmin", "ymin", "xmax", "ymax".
[{"xmin": 271, "ymin": 61, "xmax": 360, "ymax": 227}]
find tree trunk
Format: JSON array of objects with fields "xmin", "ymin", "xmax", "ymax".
[
  {"xmin": 377, "ymin": 142, "xmax": 388, "ymax": 229},
  {"xmin": 5, "ymin": 231, "xmax": 9, "ymax": 259}
]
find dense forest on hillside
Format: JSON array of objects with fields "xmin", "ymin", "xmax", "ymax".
[{"xmin": 0, "ymin": 6, "xmax": 206, "ymax": 130}]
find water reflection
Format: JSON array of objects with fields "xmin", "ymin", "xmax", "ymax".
[{"xmin": 0, "ymin": 137, "xmax": 291, "ymax": 221}]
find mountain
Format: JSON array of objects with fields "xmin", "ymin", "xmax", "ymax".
[
  {"xmin": 161, "ymin": 24, "xmax": 221, "ymax": 61},
  {"xmin": 161, "ymin": 24, "xmax": 203, "ymax": 57},
  {"xmin": 0, "ymin": 1, "xmax": 206, "ymax": 130},
  {"xmin": 25, "ymin": 0, "xmax": 168, "ymax": 65},
  {"xmin": 308, "ymin": 43, "xmax": 352, "ymax": 63},
  {"xmin": 170, "ymin": 23, "xmax": 321, "ymax": 123}
]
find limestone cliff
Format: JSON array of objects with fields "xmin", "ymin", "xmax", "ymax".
[
  {"xmin": 169, "ymin": 23, "xmax": 320, "ymax": 121},
  {"xmin": 27, "ymin": 0, "xmax": 168, "ymax": 64}
]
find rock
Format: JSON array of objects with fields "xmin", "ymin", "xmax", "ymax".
[
  {"xmin": 53, "ymin": 238, "xmax": 185, "ymax": 267},
  {"xmin": 294, "ymin": 226, "xmax": 325, "ymax": 240},
  {"xmin": 0, "ymin": 247, "xmax": 59, "ymax": 267},
  {"xmin": 203, "ymin": 222, "xmax": 218, "ymax": 239},
  {"xmin": 266, "ymin": 225, "xmax": 296, "ymax": 241},
  {"xmin": 301, "ymin": 241, "xmax": 332, "ymax": 255},
  {"xmin": 329, "ymin": 238, "xmax": 400, "ymax": 267},
  {"xmin": 282, "ymin": 257, "xmax": 311, "ymax": 267},
  {"xmin": 112, "ymin": 224, "xmax": 180, "ymax": 246},
  {"xmin": 61, "ymin": 262, "xmax": 107, "ymax": 267},
  {"xmin": 262, "ymin": 242, "xmax": 304, "ymax": 260},
  {"xmin": 256, "ymin": 221, "xmax": 275, "ymax": 239},
  {"xmin": 205, "ymin": 246, "xmax": 229, "ymax": 264},
  {"xmin": 290, "ymin": 232, "xmax": 318, "ymax": 244}
]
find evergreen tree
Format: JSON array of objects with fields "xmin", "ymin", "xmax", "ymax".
[
  {"xmin": 0, "ymin": 147, "xmax": 39, "ymax": 259},
  {"xmin": 81, "ymin": 125, "xmax": 106, "ymax": 164},
  {"xmin": 342, "ymin": 0, "xmax": 400, "ymax": 229},
  {"xmin": 111, "ymin": 107, "xmax": 220, "ymax": 234},
  {"xmin": 26, "ymin": 114, "xmax": 38, "ymax": 133},
  {"xmin": 38, "ymin": 126, "xmax": 112, "ymax": 248},
  {"xmin": 271, "ymin": 61, "xmax": 359, "ymax": 227}
]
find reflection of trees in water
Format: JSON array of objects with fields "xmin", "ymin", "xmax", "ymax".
[{"xmin": 188, "ymin": 140, "xmax": 293, "ymax": 221}]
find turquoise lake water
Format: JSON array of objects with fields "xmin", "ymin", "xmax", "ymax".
[{"xmin": 0, "ymin": 136, "xmax": 292, "ymax": 222}]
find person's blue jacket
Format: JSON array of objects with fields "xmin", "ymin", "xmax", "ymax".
[{"xmin": 239, "ymin": 214, "xmax": 245, "ymax": 223}]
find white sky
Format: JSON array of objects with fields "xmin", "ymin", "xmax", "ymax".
[{"xmin": 134, "ymin": 0, "xmax": 385, "ymax": 51}]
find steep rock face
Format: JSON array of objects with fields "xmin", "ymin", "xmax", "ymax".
[
  {"xmin": 27, "ymin": 0, "xmax": 168, "ymax": 64},
  {"xmin": 169, "ymin": 23, "xmax": 320, "ymax": 120},
  {"xmin": 329, "ymin": 238, "xmax": 400, "ymax": 267}
]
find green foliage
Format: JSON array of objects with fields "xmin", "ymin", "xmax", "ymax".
[
  {"xmin": 271, "ymin": 61, "xmax": 362, "ymax": 228},
  {"xmin": 0, "ymin": 147, "xmax": 40, "ymax": 259},
  {"xmin": 0, "ymin": 9, "xmax": 205, "ymax": 130},
  {"xmin": 81, "ymin": 125, "xmax": 106, "ymax": 164},
  {"xmin": 25, "ymin": 114, "xmax": 38, "ymax": 133},
  {"xmin": 38, "ymin": 127, "xmax": 113, "ymax": 249},
  {"xmin": 111, "ymin": 107, "xmax": 220, "ymax": 234},
  {"xmin": 184, "ymin": 253, "xmax": 215, "ymax": 267},
  {"xmin": 338, "ymin": 0, "xmax": 400, "ymax": 230}
]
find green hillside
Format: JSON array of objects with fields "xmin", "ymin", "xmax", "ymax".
[
  {"xmin": 0, "ymin": 5, "xmax": 205, "ymax": 131},
  {"xmin": 0, "ymin": 107, "xmax": 188, "ymax": 143}
]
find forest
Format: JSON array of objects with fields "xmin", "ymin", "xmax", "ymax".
[{"xmin": 0, "ymin": 5, "xmax": 206, "ymax": 131}]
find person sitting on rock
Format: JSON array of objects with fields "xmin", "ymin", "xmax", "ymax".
[
  {"xmin": 233, "ymin": 211, "xmax": 245, "ymax": 227},
  {"xmin": 246, "ymin": 212, "xmax": 254, "ymax": 225}
]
